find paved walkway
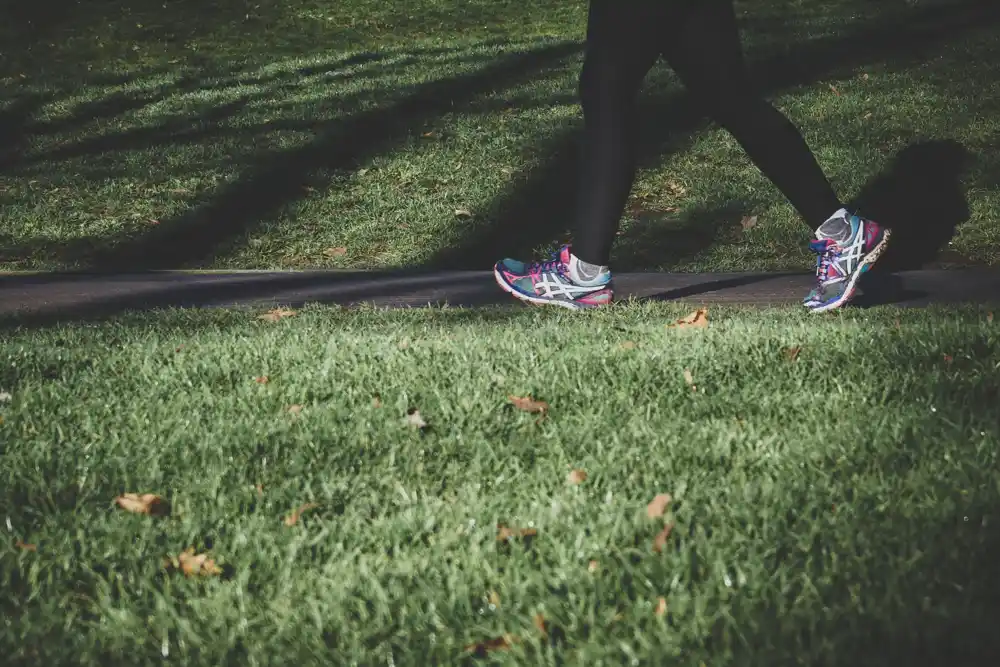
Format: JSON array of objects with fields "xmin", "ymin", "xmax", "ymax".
[{"xmin": 1, "ymin": 268, "xmax": 997, "ymax": 325}]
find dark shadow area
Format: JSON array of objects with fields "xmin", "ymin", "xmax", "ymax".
[
  {"xmin": 851, "ymin": 139, "xmax": 972, "ymax": 273},
  {"xmin": 425, "ymin": 0, "xmax": 1000, "ymax": 271},
  {"xmin": 52, "ymin": 42, "xmax": 579, "ymax": 271}
]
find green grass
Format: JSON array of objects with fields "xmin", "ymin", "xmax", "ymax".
[
  {"xmin": 1, "ymin": 0, "xmax": 998, "ymax": 272},
  {"xmin": 2, "ymin": 304, "xmax": 999, "ymax": 665}
]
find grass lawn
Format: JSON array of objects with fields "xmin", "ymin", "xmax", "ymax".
[
  {"xmin": 2, "ymin": 304, "xmax": 999, "ymax": 665},
  {"xmin": 1, "ymin": 0, "xmax": 999, "ymax": 273}
]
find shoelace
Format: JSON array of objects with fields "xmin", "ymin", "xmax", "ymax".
[
  {"xmin": 810, "ymin": 240, "xmax": 838, "ymax": 291},
  {"xmin": 528, "ymin": 252, "xmax": 567, "ymax": 277}
]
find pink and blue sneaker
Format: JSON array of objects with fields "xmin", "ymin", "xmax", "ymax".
[
  {"xmin": 805, "ymin": 209, "xmax": 891, "ymax": 313},
  {"xmin": 494, "ymin": 246, "xmax": 613, "ymax": 310}
]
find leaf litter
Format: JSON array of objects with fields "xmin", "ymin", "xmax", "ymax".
[
  {"xmin": 284, "ymin": 502, "xmax": 319, "ymax": 526},
  {"xmin": 164, "ymin": 548, "xmax": 222, "ymax": 577},
  {"xmin": 508, "ymin": 395, "xmax": 548, "ymax": 414},
  {"xmin": 258, "ymin": 308, "xmax": 297, "ymax": 322},
  {"xmin": 668, "ymin": 309, "xmax": 709, "ymax": 329},
  {"xmin": 114, "ymin": 493, "xmax": 170, "ymax": 517}
]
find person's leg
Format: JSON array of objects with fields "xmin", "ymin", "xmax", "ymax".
[
  {"xmin": 662, "ymin": 0, "xmax": 890, "ymax": 311},
  {"xmin": 493, "ymin": 0, "xmax": 666, "ymax": 309},
  {"xmin": 569, "ymin": 0, "xmax": 665, "ymax": 270}
]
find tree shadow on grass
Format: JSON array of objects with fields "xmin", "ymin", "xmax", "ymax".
[{"xmin": 424, "ymin": 0, "xmax": 1000, "ymax": 272}]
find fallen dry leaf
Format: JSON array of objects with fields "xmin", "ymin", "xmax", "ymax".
[
  {"xmin": 666, "ymin": 180, "xmax": 687, "ymax": 197},
  {"xmin": 254, "ymin": 376, "xmax": 269, "ymax": 384},
  {"xmin": 655, "ymin": 597, "xmax": 668, "ymax": 616},
  {"xmin": 533, "ymin": 613, "xmax": 547, "ymax": 637},
  {"xmin": 148, "ymin": 219, "xmax": 160, "ymax": 226},
  {"xmin": 421, "ymin": 131, "xmax": 436, "ymax": 138},
  {"xmin": 404, "ymin": 408, "xmax": 428, "ymax": 429},
  {"xmin": 15, "ymin": 539, "xmax": 36, "ymax": 552},
  {"xmin": 647, "ymin": 493, "xmax": 672, "ymax": 519},
  {"xmin": 258, "ymin": 307, "xmax": 297, "ymax": 322},
  {"xmin": 284, "ymin": 502, "xmax": 319, "ymax": 527},
  {"xmin": 323, "ymin": 246, "xmax": 347, "ymax": 258},
  {"xmin": 488, "ymin": 590, "xmax": 501, "ymax": 607},
  {"xmin": 683, "ymin": 369, "xmax": 695, "ymax": 390},
  {"xmin": 588, "ymin": 560, "xmax": 599, "ymax": 573},
  {"xmin": 454, "ymin": 208, "xmax": 473, "ymax": 218},
  {"xmin": 167, "ymin": 548, "xmax": 222, "ymax": 577},
  {"xmin": 653, "ymin": 522, "xmax": 675, "ymax": 554},
  {"xmin": 740, "ymin": 215, "xmax": 758, "ymax": 231},
  {"xmin": 863, "ymin": 111, "xmax": 873, "ymax": 120},
  {"xmin": 287, "ymin": 404, "xmax": 304, "ymax": 415},
  {"xmin": 668, "ymin": 309, "xmax": 709, "ymax": 329},
  {"xmin": 508, "ymin": 395, "xmax": 549, "ymax": 414},
  {"xmin": 829, "ymin": 84, "xmax": 841, "ymax": 96},
  {"xmin": 255, "ymin": 483, "xmax": 264, "ymax": 496},
  {"xmin": 464, "ymin": 635, "xmax": 519, "ymax": 656},
  {"xmin": 620, "ymin": 340, "xmax": 636, "ymax": 350},
  {"xmin": 567, "ymin": 469, "xmax": 587, "ymax": 485},
  {"xmin": 497, "ymin": 523, "xmax": 538, "ymax": 542},
  {"xmin": 372, "ymin": 394, "xmax": 383, "ymax": 408},
  {"xmin": 114, "ymin": 493, "xmax": 170, "ymax": 517},
  {"xmin": 783, "ymin": 346, "xmax": 802, "ymax": 361}
]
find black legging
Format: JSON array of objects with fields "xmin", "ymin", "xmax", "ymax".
[{"xmin": 572, "ymin": 0, "xmax": 844, "ymax": 267}]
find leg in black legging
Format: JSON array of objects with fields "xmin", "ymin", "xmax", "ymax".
[
  {"xmin": 570, "ymin": 0, "xmax": 663, "ymax": 268},
  {"xmin": 662, "ymin": 0, "xmax": 843, "ymax": 229}
]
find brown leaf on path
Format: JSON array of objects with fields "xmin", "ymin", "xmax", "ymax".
[
  {"xmin": 668, "ymin": 309, "xmax": 708, "ymax": 329},
  {"xmin": 114, "ymin": 493, "xmax": 170, "ymax": 517},
  {"xmin": 404, "ymin": 408, "xmax": 428, "ymax": 429},
  {"xmin": 258, "ymin": 307, "xmax": 297, "ymax": 322},
  {"xmin": 647, "ymin": 493, "xmax": 672, "ymax": 519},
  {"xmin": 567, "ymin": 469, "xmax": 587, "ymax": 485},
  {"xmin": 740, "ymin": 215, "xmax": 758, "ymax": 231},
  {"xmin": 464, "ymin": 635, "xmax": 519, "ymax": 656},
  {"xmin": 148, "ymin": 219, "xmax": 160, "ymax": 225},
  {"xmin": 533, "ymin": 613, "xmax": 547, "ymax": 637},
  {"xmin": 15, "ymin": 539, "xmax": 36, "ymax": 552},
  {"xmin": 167, "ymin": 548, "xmax": 222, "ymax": 577},
  {"xmin": 655, "ymin": 597, "xmax": 668, "ymax": 616},
  {"xmin": 421, "ymin": 131, "xmax": 436, "ymax": 138},
  {"xmin": 653, "ymin": 522, "xmax": 675, "ymax": 553},
  {"xmin": 783, "ymin": 346, "xmax": 802, "ymax": 361},
  {"xmin": 508, "ymin": 395, "xmax": 548, "ymax": 414},
  {"xmin": 284, "ymin": 502, "xmax": 319, "ymax": 526},
  {"xmin": 254, "ymin": 376, "xmax": 269, "ymax": 384}
]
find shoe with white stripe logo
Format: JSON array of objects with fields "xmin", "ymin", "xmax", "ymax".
[
  {"xmin": 805, "ymin": 209, "xmax": 891, "ymax": 313},
  {"xmin": 494, "ymin": 246, "xmax": 613, "ymax": 310}
]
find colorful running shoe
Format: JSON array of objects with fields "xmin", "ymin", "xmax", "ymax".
[
  {"xmin": 804, "ymin": 209, "xmax": 891, "ymax": 313},
  {"xmin": 493, "ymin": 245, "xmax": 613, "ymax": 310}
]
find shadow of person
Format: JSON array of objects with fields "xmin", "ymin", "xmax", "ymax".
[{"xmin": 852, "ymin": 139, "xmax": 972, "ymax": 274}]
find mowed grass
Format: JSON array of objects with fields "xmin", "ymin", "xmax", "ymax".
[
  {"xmin": 1, "ymin": 0, "xmax": 999, "ymax": 272},
  {"xmin": 2, "ymin": 304, "xmax": 999, "ymax": 665}
]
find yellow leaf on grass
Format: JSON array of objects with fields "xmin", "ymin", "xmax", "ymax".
[
  {"xmin": 284, "ymin": 502, "xmax": 319, "ymax": 526},
  {"xmin": 655, "ymin": 597, "xmax": 668, "ymax": 616},
  {"xmin": 488, "ymin": 590, "xmax": 501, "ymax": 607},
  {"xmin": 508, "ymin": 395, "xmax": 548, "ymax": 414},
  {"xmin": 567, "ymin": 469, "xmax": 587, "ymax": 485},
  {"xmin": 588, "ymin": 560, "xmax": 599, "ymax": 573},
  {"xmin": 669, "ymin": 309, "xmax": 709, "ymax": 329},
  {"xmin": 258, "ymin": 307, "xmax": 297, "ymax": 322},
  {"xmin": 167, "ymin": 548, "xmax": 222, "ymax": 577},
  {"xmin": 497, "ymin": 523, "xmax": 537, "ymax": 542},
  {"xmin": 647, "ymin": 493, "xmax": 672, "ymax": 519},
  {"xmin": 533, "ymin": 613, "xmax": 547, "ymax": 637},
  {"xmin": 114, "ymin": 493, "xmax": 170, "ymax": 517},
  {"xmin": 653, "ymin": 522, "xmax": 675, "ymax": 553},
  {"xmin": 465, "ymin": 635, "xmax": 519, "ymax": 656}
]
